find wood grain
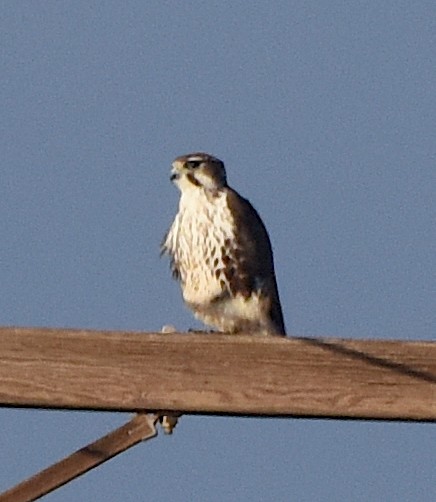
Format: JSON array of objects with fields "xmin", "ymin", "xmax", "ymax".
[{"xmin": 0, "ymin": 327, "xmax": 435, "ymax": 421}]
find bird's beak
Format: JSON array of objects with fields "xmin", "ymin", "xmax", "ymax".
[{"xmin": 170, "ymin": 160, "xmax": 184, "ymax": 182}]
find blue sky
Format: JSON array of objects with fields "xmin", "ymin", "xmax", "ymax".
[{"xmin": 1, "ymin": 2, "xmax": 435, "ymax": 501}]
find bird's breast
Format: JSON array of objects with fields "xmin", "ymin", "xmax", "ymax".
[{"xmin": 170, "ymin": 190, "xmax": 235, "ymax": 304}]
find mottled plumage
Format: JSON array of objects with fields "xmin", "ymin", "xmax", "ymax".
[{"xmin": 161, "ymin": 152, "xmax": 286, "ymax": 336}]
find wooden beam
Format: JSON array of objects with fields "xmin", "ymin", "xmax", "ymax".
[
  {"xmin": 0, "ymin": 413, "xmax": 157, "ymax": 502},
  {"xmin": 0, "ymin": 327, "xmax": 435, "ymax": 421}
]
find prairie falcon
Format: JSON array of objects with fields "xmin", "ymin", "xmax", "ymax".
[{"xmin": 162, "ymin": 152, "xmax": 286, "ymax": 336}]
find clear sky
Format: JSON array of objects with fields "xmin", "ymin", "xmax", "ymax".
[{"xmin": 1, "ymin": 1, "xmax": 435, "ymax": 501}]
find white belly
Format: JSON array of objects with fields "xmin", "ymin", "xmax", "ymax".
[{"xmin": 165, "ymin": 189, "xmax": 235, "ymax": 305}]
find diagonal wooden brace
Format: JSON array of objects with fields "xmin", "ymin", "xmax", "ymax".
[{"xmin": 0, "ymin": 413, "xmax": 158, "ymax": 502}]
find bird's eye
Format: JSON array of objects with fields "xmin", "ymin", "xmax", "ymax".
[{"xmin": 186, "ymin": 160, "xmax": 201, "ymax": 169}]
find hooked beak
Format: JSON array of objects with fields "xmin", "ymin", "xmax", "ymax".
[{"xmin": 170, "ymin": 160, "xmax": 184, "ymax": 182}]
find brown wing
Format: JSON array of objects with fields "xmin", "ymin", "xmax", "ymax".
[{"xmin": 225, "ymin": 188, "xmax": 286, "ymax": 335}]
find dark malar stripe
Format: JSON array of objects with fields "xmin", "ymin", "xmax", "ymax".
[{"xmin": 187, "ymin": 173, "xmax": 202, "ymax": 187}]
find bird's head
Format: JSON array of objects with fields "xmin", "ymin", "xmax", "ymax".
[{"xmin": 170, "ymin": 153, "xmax": 227, "ymax": 192}]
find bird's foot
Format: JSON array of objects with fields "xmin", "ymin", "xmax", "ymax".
[{"xmin": 159, "ymin": 413, "xmax": 181, "ymax": 435}]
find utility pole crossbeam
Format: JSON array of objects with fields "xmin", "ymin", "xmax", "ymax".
[{"xmin": 0, "ymin": 327, "xmax": 435, "ymax": 421}]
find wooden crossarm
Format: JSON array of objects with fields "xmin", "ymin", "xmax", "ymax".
[{"xmin": 0, "ymin": 327, "xmax": 435, "ymax": 421}]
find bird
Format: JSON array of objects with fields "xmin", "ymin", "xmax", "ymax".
[{"xmin": 161, "ymin": 152, "xmax": 286, "ymax": 336}]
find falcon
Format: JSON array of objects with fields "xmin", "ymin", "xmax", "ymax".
[{"xmin": 161, "ymin": 152, "xmax": 286, "ymax": 336}]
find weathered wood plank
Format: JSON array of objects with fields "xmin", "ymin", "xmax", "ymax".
[{"xmin": 0, "ymin": 327, "xmax": 435, "ymax": 421}]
